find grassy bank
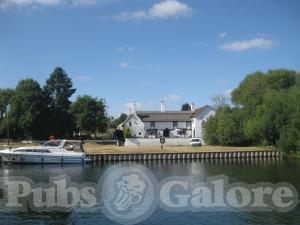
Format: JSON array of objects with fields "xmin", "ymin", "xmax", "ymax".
[
  {"xmin": 0, "ymin": 141, "xmax": 275, "ymax": 154},
  {"xmin": 83, "ymin": 143, "xmax": 274, "ymax": 154}
]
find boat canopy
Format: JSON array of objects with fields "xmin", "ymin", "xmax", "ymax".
[{"xmin": 42, "ymin": 140, "xmax": 84, "ymax": 152}]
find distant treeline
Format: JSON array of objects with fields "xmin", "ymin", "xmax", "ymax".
[
  {"xmin": 0, "ymin": 67, "xmax": 109, "ymax": 140},
  {"xmin": 204, "ymin": 69, "xmax": 300, "ymax": 152}
]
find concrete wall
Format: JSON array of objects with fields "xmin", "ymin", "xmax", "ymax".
[{"xmin": 125, "ymin": 138, "xmax": 191, "ymax": 146}]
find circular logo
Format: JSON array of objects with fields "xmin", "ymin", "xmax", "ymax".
[{"xmin": 99, "ymin": 164, "xmax": 157, "ymax": 225}]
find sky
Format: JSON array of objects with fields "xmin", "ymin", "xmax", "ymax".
[{"xmin": 0, "ymin": 0, "xmax": 300, "ymax": 117}]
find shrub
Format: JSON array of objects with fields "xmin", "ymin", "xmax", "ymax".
[{"xmin": 123, "ymin": 128, "xmax": 131, "ymax": 138}]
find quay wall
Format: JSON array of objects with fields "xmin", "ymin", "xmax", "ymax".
[{"xmin": 87, "ymin": 150, "xmax": 280, "ymax": 162}]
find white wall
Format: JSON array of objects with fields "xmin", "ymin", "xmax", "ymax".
[
  {"xmin": 125, "ymin": 138, "xmax": 191, "ymax": 146},
  {"xmin": 192, "ymin": 107, "xmax": 215, "ymax": 140},
  {"xmin": 124, "ymin": 115, "xmax": 145, "ymax": 137}
]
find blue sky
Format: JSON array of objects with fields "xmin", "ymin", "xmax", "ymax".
[{"xmin": 0, "ymin": 0, "xmax": 300, "ymax": 117}]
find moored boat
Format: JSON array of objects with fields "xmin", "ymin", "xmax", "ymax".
[{"xmin": 0, "ymin": 140, "xmax": 92, "ymax": 164}]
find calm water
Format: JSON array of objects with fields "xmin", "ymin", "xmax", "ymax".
[{"xmin": 0, "ymin": 158, "xmax": 299, "ymax": 225}]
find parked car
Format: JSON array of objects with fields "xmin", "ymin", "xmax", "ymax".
[{"xmin": 190, "ymin": 138, "xmax": 202, "ymax": 147}]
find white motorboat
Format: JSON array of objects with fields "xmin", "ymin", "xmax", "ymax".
[{"xmin": 0, "ymin": 140, "xmax": 92, "ymax": 164}]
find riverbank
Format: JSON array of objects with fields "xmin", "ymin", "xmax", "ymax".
[
  {"xmin": 0, "ymin": 141, "xmax": 275, "ymax": 153},
  {"xmin": 83, "ymin": 143, "xmax": 274, "ymax": 154}
]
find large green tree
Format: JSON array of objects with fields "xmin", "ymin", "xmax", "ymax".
[
  {"xmin": 43, "ymin": 67, "xmax": 76, "ymax": 138},
  {"xmin": 0, "ymin": 88, "xmax": 15, "ymax": 138},
  {"xmin": 70, "ymin": 95, "xmax": 108, "ymax": 136},
  {"xmin": 204, "ymin": 69, "xmax": 300, "ymax": 152},
  {"xmin": 10, "ymin": 79, "xmax": 45, "ymax": 139}
]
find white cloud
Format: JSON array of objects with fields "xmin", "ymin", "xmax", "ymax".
[
  {"xmin": 117, "ymin": 46, "xmax": 135, "ymax": 52},
  {"xmin": 163, "ymin": 94, "xmax": 181, "ymax": 101},
  {"xmin": 115, "ymin": 0, "xmax": 193, "ymax": 21},
  {"xmin": 119, "ymin": 62, "xmax": 129, "ymax": 68},
  {"xmin": 218, "ymin": 32, "xmax": 227, "ymax": 38},
  {"xmin": 0, "ymin": 0, "xmax": 61, "ymax": 8},
  {"xmin": 0, "ymin": 0, "xmax": 114, "ymax": 9},
  {"xmin": 71, "ymin": 0, "xmax": 98, "ymax": 6},
  {"xmin": 220, "ymin": 38, "xmax": 276, "ymax": 51},
  {"xmin": 76, "ymin": 75, "xmax": 92, "ymax": 81}
]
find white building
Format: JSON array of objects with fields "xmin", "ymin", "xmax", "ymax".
[{"xmin": 119, "ymin": 101, "xmax": 215, "ymax": 142}]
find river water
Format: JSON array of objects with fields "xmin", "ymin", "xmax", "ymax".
[{"xmin": 0, "ymin": 158, "xmax": 299, "ymax": 225}]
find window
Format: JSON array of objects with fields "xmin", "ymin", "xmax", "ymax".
[
  {"xmin": 129, "ymin": 122, "xmax": 132, "ymax": 127},
  {"xmin": 173, "ymin": 121, "xmax": 178, "ymax": 129},
  {"xmin": 186, "ymin": 121, "xmax": 191, "ymax": 129},
  {"xmin": 150, "ymin": 121, "xmax": 155, "ymax": 129}
]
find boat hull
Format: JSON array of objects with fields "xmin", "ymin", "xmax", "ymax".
[{"xmin": 0, "ymin": 152, "xmax": 89, "ymax": 164}]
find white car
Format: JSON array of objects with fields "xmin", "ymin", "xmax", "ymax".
[{"xmin": 190, "ymin": 138, "xmax": 202, "ymax": 147}]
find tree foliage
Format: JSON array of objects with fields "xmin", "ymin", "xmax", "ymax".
[
  {"xmin": 181, "ymin": 103, "xmax": 191, "ymax": 111},
  {"xmin": 112, "ymin": 113, "xmax": 127, "ymax": 128},
  {"xmin": 70, "ymin": 95, "xmax": 108, "ymax": 135},
  {"xmin": 211, "ymin": 95, "xmax": 228, "ymax": 109},
  {"xmin": 9, "ymin": 79, "xmax": 45, "ymax": 139},
  {"xmin": 123, "ymin": 128, "xmax": 131, "ymax": 138},
  {"xmin": 0, "ymin": 67, "xmax": 109, "ymax": 140},
  {"xmin": 43, "ymin": 67, "xmax": 76, "ymax": 137},
  {"xmin": 204, "ymin": 69, "xmax": 300, "ymax": 152}
]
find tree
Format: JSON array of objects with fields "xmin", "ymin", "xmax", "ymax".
[
  {"xmin": 123, "ymin": 128, "xmax": 131, "ymax": 138},
  {"xmin": 204, "ymin": 106, "xmax": 248, "ymax": 146},
  {"xmin": 0, "ymin": 89, "xmax": 15, "ymax": 137},
  {"xmin": 245, "ymin": 90, "xmax": 290, "ymax": 146},
  {"xmin": 112, "ymin": 113, "xmax": 127, "ymax": 128},
  {"xmin": 181, "ymin": 103, "xmax": 191, "ymax": 111},
  {"xmin": 43, "ymin": 67, "xmax": 76, "ymax": 137},
  {"xmin": 203, "ymin": 116, "xmax": 219, "ymax": 145},
  {"xmin": 70, "ymin": 95, "xmax": 108, "ymax": 136},
  {"xmin": 204, "ymin": 69, "xmax": 300, "ymax": 151},
  {"xmin": 266, "ymin": 69, "xmax": 296, "ymax": 90},
  {"xmin": 211, "ymin": 95, "xmax": 228, "ymax": 109},
  {"xmin": 0, "ymin": 88, "xmax": 15, "ymax": 117},
  {"xmin": 231, "ymin": 71, "xmax": 267, "ymax": 112},
  {"xmin": 10, "ymin": 79, "xmax": 45, "ymax": 139}
]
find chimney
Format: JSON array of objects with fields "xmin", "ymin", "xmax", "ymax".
[
  {"xmin": 190, "ymin": 102, "xmax": 195, "ymax": 111},
  {"xmin": 131, "ymin": 101, "xmax": 137, "ymax": 114},
  {"xmin": 161, "ymin": 100, "xmax": 165, "ymax": 112}
]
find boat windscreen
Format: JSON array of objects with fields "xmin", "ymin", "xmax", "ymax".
[
  {"xmin": 42, "ymin": 140, "xmax": 62, "ymax": 147},
  {"xmin": 63, "ymin": 141, "xmax": 84, "ymax": 152}
]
